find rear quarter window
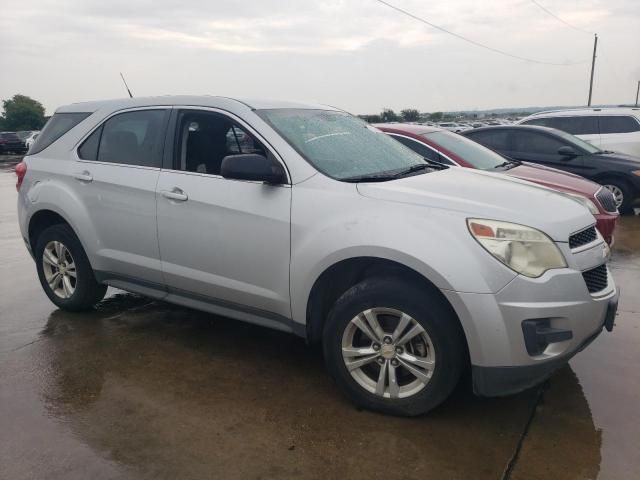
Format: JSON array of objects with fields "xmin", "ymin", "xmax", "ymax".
[
  {"xmin": 598, "ymin": 116, "xmax": 640, "ymax": 134},
  {"xmin": 29, "ymin": 112, "xmax": 92, "ymax": 155}
]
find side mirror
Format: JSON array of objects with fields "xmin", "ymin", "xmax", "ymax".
[
  {"xmin": 558, "ymin": 146, "xmax": 577, "ymax": 158},
  {"xmin": 221, "ymin": 154, "xmax": 287, "ymax": 184}
]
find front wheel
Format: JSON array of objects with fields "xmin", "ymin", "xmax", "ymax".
[
  {"xmin": 35, "ymin": 224, "xmax": 107, "ymax": 311},
  {"xmin": 601, "ymin": 178, "xmax": 635, "ymax": 214},
  {"xmin": 323, "ymin": 277, "xmax": 466, "ymax": 416}
]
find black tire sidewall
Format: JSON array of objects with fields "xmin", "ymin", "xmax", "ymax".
[
  {"xmin": 323, "ymin": 277, "xmax": 465, "ymax": 416},
  {"xmin": 34, "ymin": 224, "xmax": 105, "ymax": 311}
]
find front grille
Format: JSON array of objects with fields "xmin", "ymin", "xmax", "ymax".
[
  {"xmin": 596, "ymin": 188, "xmax": 618, "ymax": 213},
  {"xmin": 582, "ymin": 264, "xmax": 608, "ymax": 294},
  {"xmin": 569, "ymin": 226, "xmax": 597, "ymax": 249}
]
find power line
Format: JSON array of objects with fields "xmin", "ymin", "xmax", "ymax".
[
  {"xmin": 373, "ymin": 0, "xmax": 587, "ymax": 66},
  {"xmin": 529, "ymin": 0, "xmax": 594, "ymax": 35}
]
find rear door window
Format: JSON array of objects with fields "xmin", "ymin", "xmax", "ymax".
[
  {"xmin": 29, "ymin": 112, "xmax": 92, "ymax": 155},
  {"xmin": 78, "ymin": 109, "xmax": 168, "ymax": 167},
  {"xmin": 598, "ymin": 116, "xmax": 640, "ymax": 134},
  {"xmin": 523, "ymin": 116, "xmax": 598, "ymax": 135}
]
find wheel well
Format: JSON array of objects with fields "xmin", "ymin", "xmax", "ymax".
[
  {"xmin": 595, "ymin": 174, "xmax": 632, "ymax": 189},
  {"xmin": 305, "ymin": 257, "xmax": 468, "ymax": 352},
  {"xmin": 28, "ymin": 210, "xmax": 70, "ymax": 249}
]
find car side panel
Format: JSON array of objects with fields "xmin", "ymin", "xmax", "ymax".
[{"xmin": 288, "ymin": 174, "xmax": 520, "ymax": 346}]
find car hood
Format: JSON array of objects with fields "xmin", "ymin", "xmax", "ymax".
[
  {"xmin": 506, "ymin": 163, "xmax": 600, "ymax": 197},
  {"xmin": 356, "ymin": 168, "xmax": 594, "ymax": 242},
  {"xmin": 590, "ymin": 151, "xmax": 640, "ymax": 167}
]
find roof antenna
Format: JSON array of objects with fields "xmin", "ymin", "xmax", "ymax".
[{"xmin": 119, "ymin": 72, "xmax": 133, "ymax": 98}]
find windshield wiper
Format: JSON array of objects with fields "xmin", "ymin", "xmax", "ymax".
[
  {"xmin": 493, "ymin": 159, "xmax": 521, "ymax": 170},
  {"xmin": 343, "ymin": 162, "xmax": 444, "ymax": 183}
]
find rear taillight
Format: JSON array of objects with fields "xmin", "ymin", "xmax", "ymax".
[{"xmin": 15, "ymin": 161, "xmax": 27, "ymax": 191}]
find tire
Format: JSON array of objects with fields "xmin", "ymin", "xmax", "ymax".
[
  {"xmin": 35, "ymin": 224, "xmax": 107, "ymax": 311},
  {"xmin": 601, "ymin": 178, "xmax": 635, "ymax": 214},
  {"xmin": 323, "ymin": 276, "xmax": 466, "ymax": 416}
]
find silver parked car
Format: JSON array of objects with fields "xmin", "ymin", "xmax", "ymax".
[{"xmin": 16, "ymin": 96, "xmax": 618, "ymax": 416}]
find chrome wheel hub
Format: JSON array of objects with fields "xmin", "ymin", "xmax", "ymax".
[
  {"xmin": 42, "ymin": 241, "xmax": 76, "ymax": 299},
  {"xmin": 603, "ymin": 184, "xmax": 624, "ymax": 208},
  {"xmin": 341, "ymin": 307, "xmax": 436, "ymax": 399}
]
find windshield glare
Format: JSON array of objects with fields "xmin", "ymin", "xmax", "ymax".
[
  {"xmin": 257, "ymin": 109, "xmax": 427, "ymax": 180},
  {"xmin": 423, "ymin": 131, "xmax": 507, "ymax": 170}
]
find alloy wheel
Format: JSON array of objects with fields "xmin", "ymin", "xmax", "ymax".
[
  {"xmin": 42, "ymin": 240, "xmax": 77, "ymax": 299},
  {"xmin": 341, "ymin": 307, "xmax": 436, "ymax": 399},
  {"xmin": 603, "ymin": 184, "xmax": 624, "ymax": 208}
]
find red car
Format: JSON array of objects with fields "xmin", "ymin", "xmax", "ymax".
[{"xmin": 375, "ymin": 124, "xmax": 618, "ymax": 244}]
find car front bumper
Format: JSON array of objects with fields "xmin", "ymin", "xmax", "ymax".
[
  {"xmin": 595, "ymin": 212, "xmax": 618, "ymax": 245},
  {"xmin": 442, "ymin": 240, "xmax": 617, "ymax": 396},
  {"xmin": 471, "ymin": 293, "xmax": 617, "ymax": 396}
]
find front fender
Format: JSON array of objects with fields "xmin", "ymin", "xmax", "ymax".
[{"xmin": 289, "ymin": 178, "xmax": 518, "ymax": 326}]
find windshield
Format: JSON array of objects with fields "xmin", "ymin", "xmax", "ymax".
[
  {"xmin": 257, "ymin": 109, "xmax": 427, "ymax": 180},
  {"xmin": 551, "ymin": 128, "xmax": 601, "ymax": 154},
  {"xmin": 423, "ymin": 131, "xmax": 508, "ymax": 170}
]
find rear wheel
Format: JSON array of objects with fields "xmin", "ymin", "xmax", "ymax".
[
  {"xmin": 601, "ymin": 178, "xmax": 634, "ymax": 214},
  {"xmin": 35, "ymin": 224, "xmax": 107, "ymax": 311},
  {"xmin": 323, "ymin": 277, "xmax": 465, "ymax": 416}
]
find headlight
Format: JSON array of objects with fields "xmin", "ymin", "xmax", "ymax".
[
  {"xmin": 467, "ymin": 219, "xmax": 567, "ymax": 278},
  {"xmin": 563, "ymin": 192, "xmax": 599, "ymax": 215}
]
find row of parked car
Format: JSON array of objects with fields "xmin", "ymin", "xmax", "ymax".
[
  {"xmin": 0, "ymin": 130, "xmax": 40, "ymax": 154},
  {"xmin": 14, "ymin": 96, "xmax": 623, "ymax": 416}
]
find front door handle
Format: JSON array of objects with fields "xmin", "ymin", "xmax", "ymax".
[
  {"xmin": 161, "ymin": 188, "xmax": 188, "ymax": 202},
  {"xmin": 73, "ymin": 171, "xmax": 93, "ymax": 182}
]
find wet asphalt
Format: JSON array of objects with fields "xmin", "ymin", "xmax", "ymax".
[{"xmin": 0, "ymin": 158, "xmax": 638, "ymax": 480}]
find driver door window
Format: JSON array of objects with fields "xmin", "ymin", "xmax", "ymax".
[{"xmin": 174, "ymin": 111, "xmax": 267, "ymax": 175}]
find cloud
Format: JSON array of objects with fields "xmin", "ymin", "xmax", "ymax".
[{"xmin": 0, "ymin": 0, "xmax": 638, "ymax": 113}]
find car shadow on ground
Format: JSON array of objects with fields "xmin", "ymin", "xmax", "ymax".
[{"xmin": 30, "ymin": 292, "xmax": 602, "ymax": 480}]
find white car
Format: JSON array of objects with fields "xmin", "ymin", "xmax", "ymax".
[
  {"xmin": 437, "ymin": 122, "xmax": 468, "ymax": 133},
  {"xmin": 518, "ymin": 108, "xmax": 640, "ymax": 157},
  {"xmin": 25, "ymin": 131, "xmax": 40, "ymax": 151}
]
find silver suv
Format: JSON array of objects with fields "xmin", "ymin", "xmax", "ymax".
[{"xmin": 16, "ymin": 96, "xmax": 618, "ymax": 416}]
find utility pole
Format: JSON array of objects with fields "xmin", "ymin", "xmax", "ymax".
[
  {"xmin": 636, "ymin": 80, "xmax": 639, "ymax": 107},
  {"xmin": 587, "ymin": 34, "xmax": 598, "ymax": 107}
]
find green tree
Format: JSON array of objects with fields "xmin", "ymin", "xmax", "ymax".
[
  {"xmin": 1, "ymin": 94, "xmax": 46, "ymax": 131},
  {"xmin": 400, "ymin": 109, "xmax": 420, "ymax": 122},
  {"xmin": 380, "ymin": 108, "xmax": 399, "ymax": 122},
  {"xmin": 429, "ymin": 112, "xmax": 443, "ymax": 122}
]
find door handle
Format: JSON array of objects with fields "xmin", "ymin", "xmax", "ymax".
[
  {"xmin": 73, "ymin": 171, "xmax": 93, "ymax": 182},
  {"xmin": 161, "ymin": 188, "xmax": 188, "ymax": 202}
]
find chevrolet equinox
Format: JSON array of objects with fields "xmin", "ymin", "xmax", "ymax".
[{"xmin": 16, "ymin": 96, "xmax": 618, "ymax": 416}]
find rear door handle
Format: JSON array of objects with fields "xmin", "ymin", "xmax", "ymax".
[
  {"xmin": 161, "ymin": 188, "xmax": 188, "ymax": 202},
  {"xmin": 73, "ymin": 171, "xmax": 93, "ymax": 182}
]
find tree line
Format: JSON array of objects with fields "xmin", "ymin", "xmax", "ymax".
[{"xmin": 0, "ymin": 94, "xmax": 47, "ymax": 131}]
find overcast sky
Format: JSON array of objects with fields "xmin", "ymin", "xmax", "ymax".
[{"xmin": 1, "ymin": 0, "xmax": 639, "ymax": 115}]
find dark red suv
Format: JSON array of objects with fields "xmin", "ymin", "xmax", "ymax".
[{"xmin": 376, "ymin": 124, "xmax": 618, "ymax": 244}]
